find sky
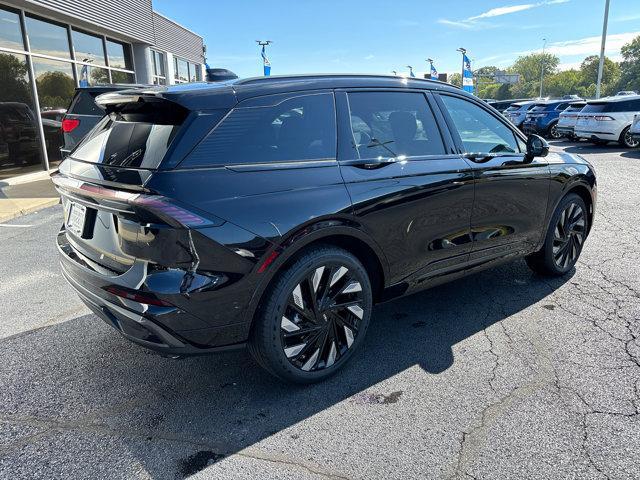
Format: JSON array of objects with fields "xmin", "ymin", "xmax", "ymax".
[{"xmin": 154, "ymin": 0, "xmax": 640, "ymax": 78}]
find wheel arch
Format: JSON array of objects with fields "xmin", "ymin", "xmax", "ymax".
[
  {"xmin": 563, "ymin": 182, "xmax": 595, "ymax": 236},
  {"xmin": 242, "ymin": 224, "xmax": 389, "ymax": 334}
]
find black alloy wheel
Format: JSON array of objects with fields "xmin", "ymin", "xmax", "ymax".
[
  {"xmin": 249, "ymin": 246, "xmax": 372, "ymax": 383},
  {"xmin": 281, "ymin": 264, "xmax": 364, "ymax": 372},
  {"xmin": 526, "ymin": 193, "xmax": 588, "ymax": 276},
  {"xmin": 548, "ymin": 122, "xmax": 562, "ymax": 140},
  {"xmin": 552, "ymin": 201, "xmax": 586, "ymax": 269}
]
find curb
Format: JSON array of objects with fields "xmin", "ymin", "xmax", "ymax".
[{"xmin": 0, "ymin": 198, "xmax": 61, "ymax": 224}]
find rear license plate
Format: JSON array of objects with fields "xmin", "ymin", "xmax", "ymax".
[{"xmin": 67, "ymin": 202, "xmax": 86, "ymax": 237}]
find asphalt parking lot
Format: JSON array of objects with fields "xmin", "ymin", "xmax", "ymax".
[{"xmin": 0, "ymin": 141, "xmax": 639, "ymax": 480}]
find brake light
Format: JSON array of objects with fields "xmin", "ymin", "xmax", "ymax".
[
  {"xmin": 594, "ymin": 116, "xmax": 615, "ymax": 121},
  {"xmin": 61, "ymin": 118, "xmax": 80, "ymax": 132}
]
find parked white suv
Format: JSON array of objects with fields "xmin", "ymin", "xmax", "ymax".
[{"xmin": 574, "ymin": 95, "xmax": 640, "ymax": 148}]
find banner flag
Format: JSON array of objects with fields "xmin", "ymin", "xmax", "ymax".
[
  {"xmin": 430, "ymin": 63, "xmax": 438, "ymax": 80},
  {"xmin": 79, "ymin": 64, "xmax": 89, "ymax": 87},
  {"xmin": 261, "ymin": 45, "xmax": 271, "ymax": 76},
  {"xmin": 462, "ymin": 54, "xmax": 474, "ymax": 94}
]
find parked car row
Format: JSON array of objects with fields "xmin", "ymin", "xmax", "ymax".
[{"xmin": 489, "ymin": 94, "xmax": 640, "ymax": 148}]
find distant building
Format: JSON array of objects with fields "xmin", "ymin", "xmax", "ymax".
[{"xmin": 0, "ymin": 0, "xmax": 206, "ymax": 179}]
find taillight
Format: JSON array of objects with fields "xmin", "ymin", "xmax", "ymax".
[
  {"xmin": 61, "ymin": 118, "xmax": 80, "ymax": 132},
  {"xmin": 594, "ymin": 116, "xmax": 615, "ymax": 121},
  {"xmin": 51, "ymin": 174, "xmax": 225, "ymax": 229}
]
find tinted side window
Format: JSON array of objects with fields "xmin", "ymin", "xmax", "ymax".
[
  {"xmin": 611, "ymin": 99, "xmax": 640, "ymax": 112},
  {"xmin": 346, "ymin": 92, "xmax": 445, "ymax": 158},
  {"xmin": 183, "ymin": 93, "xmax": 336, "ymax": 167},
  {"xmin": 69, "ymin": 91, "xmax": 106, "ymax": 116},
  {"xmin": 440, "ymin": 95, "xmax": 520, "ymax": 154}
]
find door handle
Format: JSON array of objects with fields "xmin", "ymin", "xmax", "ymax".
[
  {"xmin": 463, "ymin": 153, "xmax": 496, "ymax": 163},
  {"xmin": 341, "ymin": 158, "xmax": 397, "ymax": 169}
]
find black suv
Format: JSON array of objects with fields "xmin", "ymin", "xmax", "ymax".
[{"xmin": 53, "ymin": 75, "xmax": 596, "ymax": 383}]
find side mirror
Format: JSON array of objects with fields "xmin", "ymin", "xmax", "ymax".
[{"xmin": 526, "ymin": 134, "xmax": 549, "ymax": 159}]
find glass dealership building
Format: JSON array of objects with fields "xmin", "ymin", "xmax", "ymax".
[{"xmin": 0, "ymin": 0, "xmax": 205, "ymax": 180}]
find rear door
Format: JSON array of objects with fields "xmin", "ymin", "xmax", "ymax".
[
  {"xmin": 336, "ymin": 89, "xmax": 474, "ymax": 286},
  {"xmin": 435, "ymin": 93, "xmax": 550, "ymax": 265}
]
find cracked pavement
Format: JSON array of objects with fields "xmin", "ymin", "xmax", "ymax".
[{"xmin": 0, "ymin": 142, "xmax": 638, "ymax": 479}]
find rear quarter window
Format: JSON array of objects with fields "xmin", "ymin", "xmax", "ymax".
[
  {"xmin": 181, "ymin": 93, "xmax": 336, "ymax": 167},
  {"xmin": 68, "ymin": 91, "xmax": 107, "ymax": 116}
]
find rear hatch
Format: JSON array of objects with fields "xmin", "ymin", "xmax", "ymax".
[
  {"xmin": 576, "ymin": 102, "xmax": 609, "ymax": 130},
  {"xmin": 53, "ymin": 88, "xmax": 231, "ymax": 275}
]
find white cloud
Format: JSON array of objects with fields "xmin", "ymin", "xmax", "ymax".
[
  {"xmin": 364, "ymin": 54, "xmax": 375, "ymax": 60},
  {"xmin": 440, "ymin": 0, "xmax": 569, "ymax": 28},
  {"xmin": 525, "ymin": 31, "xmax": 640, "ymax": 57}
]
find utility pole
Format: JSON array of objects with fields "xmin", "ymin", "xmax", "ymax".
[
  {"xmin": 456, "ymin": 47, "xmax": 466, "ymax": 88},
  {"xmin": 596, "ymin": 0, "xmax": 611, "ymax": 99},
  {"xmin": 539, "ymin": 38, "xmax": 547, "ymax": 99}
]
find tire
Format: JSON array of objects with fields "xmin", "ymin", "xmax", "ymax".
[
  {"xmin": 526, "ymin": 193, "xmax": 588, "ymax": 276},
  {"xmin": 547, "ymin": 122, "xmax": 562, "ymax": 140},
  {"xmin": 248, "ymin": 246, "xmax": 373, "ymax": 384},
  {"xmin": 620, "ymin": 126, "xmax": 640, "ymax": 148}
]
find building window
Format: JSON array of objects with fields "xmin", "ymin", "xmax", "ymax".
[
  {"xmin": 24, "ymin": 15, "xmax": 71, "ymax": 59},
  {"xmin": 173, "ymin": 56, "xmax": 201, "ymax": 83},
  {"xmin": 0, "ymin": 8, "xmax": 25, "ymax": 51},
  {"xmin": 105, "ymin": 39, "xmax": 131, "ymax": 70},
  {"xmin": 151, "ymin": 50, "xmax": 166, "ymax": 85},
  {"xmin": 0, "ymin": 51, "xmax": 43, "ymax": 178},
  {"xmin": 0, "ymin": 5, "xmax": 136, "ymax": 176},
  {"xmin": 71, "ymin": 29, "xmax": 105, "ymax": 65}
]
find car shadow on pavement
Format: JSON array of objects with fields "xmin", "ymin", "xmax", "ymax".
[
  {"xmin": 621, "ymin": 150, "xmax": 640, "ymax": 159},
  {"xmin": 559, "ymin": 143, "xmax": 629, "ymax": 155},
  {"xmin": 0, "ymin": 260, "xmax": 573, "ymax": 479}
]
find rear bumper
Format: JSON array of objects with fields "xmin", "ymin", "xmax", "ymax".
[
  {"xmin": 556, "ymin": 125, "xmax": 575, "ymax": 136},
  {"xmin": 574, "ymin": 129, "xmax": 619, "ymax": 142},
  {"xmin": 57, "ymin": 229, "xmax": 248, "ymax": 355}
]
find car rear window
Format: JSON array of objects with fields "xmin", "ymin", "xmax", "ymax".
[
  {"xmin": 68, "ymin": 91, "xmax": 107, "ymax": 116},
  {"xmin": 70, "ymin": 117, "xmax": 181, "ymax": 168},
  {"xmin": 581, "ymin": 103, "xmax": 608, "ymax": 114}
]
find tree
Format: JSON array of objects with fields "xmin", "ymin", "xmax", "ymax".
[
  {"xmin": 0, "ymin": 53, "xmax": 31, "ymax": 105},
  {"xmin": 511, "ymin": 53, "xmax": 560, "ymax": 83},
  {"xmin": 579, "ymin": 55, "xmax": 620, "ymax": 96},
  {"xmin": 545, "ymin": 69, "xmax": 583, "ymax": 97},
  {"xmin": 448, "ymin": 72, "xmax": 462, "ymax": 88},
  {"xmin": 36, "ymin": 71, "xmax": 74, "ymax": 109},
  {"xmin": 618, "ymin": 35, "xmax": 640, "ymax": 92}
]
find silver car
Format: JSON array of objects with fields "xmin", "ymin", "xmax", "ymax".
[
  {"xmin": 504, "ymin": 101, "xmax": 537, "ymax": 129},
  {"xmin": 557, "ymin": 101, "xmax": 586, "ymax": 139}
]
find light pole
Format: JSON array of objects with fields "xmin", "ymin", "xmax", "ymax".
[
  {"xmin": 456, "ymin": 47, "xmax": 466, "ymax": 88},
  {"xmin": 596, "ymin": 0, "xmax": 611, "ymax": 99},
  {"xmin": 539, "ymin": 38, "xmax": 547, "ymax": 99},
  {"xmin": 391, "ymin": 70, "xmax": 397, "ymax": 76},
  {"xmin": 406, "ymin": 65, "xmax": 414, "ymax": 77}
]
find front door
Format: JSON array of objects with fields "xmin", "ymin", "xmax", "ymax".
[
  {"xmin": 336, "ymin": 90, "xmax": 475, "ymax": 287},
  {"xmin": 436, "ymin": 93, "xmax": 551, "ymax": 266}
]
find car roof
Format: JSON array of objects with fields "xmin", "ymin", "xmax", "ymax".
[
  {"xmin": 113, "ymin": 74, "xmax": 469, "ymax": 110},
  {"xmin": 587, "ymin": 94, "xmax": 640, "ymax": 104},
  {"xmin": 511, "ymin": 100, "xmax": 536, "ymax": 107}
]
